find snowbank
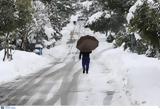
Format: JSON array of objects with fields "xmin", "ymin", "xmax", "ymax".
[
  {"xmin": 97, "ymin": 45, "xmax": 160, "ymax": 105},
  {"xmin": 43, "ymin": 45, "xmax": 69, "ymax": 60},
  {"xmin": 0, "ymin": 50, "xmax": 51, "ymax": 84}
]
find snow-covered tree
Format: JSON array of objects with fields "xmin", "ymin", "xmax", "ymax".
[
  {"xmin": 43, "ymin": 0, "xmax": 76, "ymax": 30},
  {"xmin": 84, "ymin": 0, "xmax": 136, "ymax": 38},
  {"xmin": 16, "ymin": 0, "xmax": 34, "ymax": 51},
  {"xmin": 32, "ymin": 0, "xmax": 76, "ymax": 48},
  {"xmin": 0, "ymin": 0, "xmax": 17, "ymax": 61},
  {"xmin": 129, "ymin": 0, "xmax": 160, "ymax": 57}
]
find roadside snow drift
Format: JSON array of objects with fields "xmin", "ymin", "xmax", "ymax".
[
  {"xmin": 96, "ymin": 45, "xmax": 160, "ymax": 105},
  {"xmin": 0, "ymin": 50, "xmax": 51, "ymax": 84}
]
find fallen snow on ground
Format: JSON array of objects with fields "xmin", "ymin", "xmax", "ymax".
[
  {"xmin": 97, "ymin": 45, "xmax": 160, "ymax": 105},
  {"xmin": 0, "ymin": 50, "xmax": 52, "ymax": 84},
  {"xmin": 43, "ymin": 45, "xmax": 69, "ymax": 60}
]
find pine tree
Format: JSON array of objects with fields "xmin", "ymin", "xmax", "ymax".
[
  {"xmin": 32, "ymin": 0, "xmax": 76, "ymax": 47},
  {"xmin": 85, "ymin": 0, "xmax": 136, "ymax": 36},
  {"xmin": 97, "ymin": 0, "xmax": 136, "ymax": 14},
  {"xmin": 42, "ymin": 0, "xmax": 75, "ymax": 31},
  {"xmin": 0, "ymin": 0, "xmax": 17, "ymax": 61},
  {"xmin": 129, "ymin": 0, "xmax": 160, "ymax": 57},
  {"xmin": 33, "ymin": 0, "xmax": 62, "ymax": 48},
  {"xmin": 16, "ymin": 0, "xmax": 34, "ymax": 51}
]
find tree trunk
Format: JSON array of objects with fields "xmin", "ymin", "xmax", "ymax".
[
  {"xmin": 155, "ymin": 48, "xmax": 160, "ymax": 59},
  {"xmin": 3, "ymin": 33, "xmax": 13, "ymax": 61},
  {"xmin": 157, "ymin": 39, "xmax": 160, "ymax": 60},
  {"xmin": 20, "ymin": 31, "xmax": 29, "ymax": 51},
  {"xmin": 20, "ymin": 38, "xmax": 23, "ymax": 50},
  {"xmin": 3, "ymin": 48, "xmax": 7, "ymax": 61}
]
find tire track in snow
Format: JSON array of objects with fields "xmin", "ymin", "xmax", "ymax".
[
  {"xmin": 46, "ymin": 62, "xmax": 81, "ymax": 105},
  {"xmin": 0, "ymin": 61, "xmax": 68, "ymax": 105}
]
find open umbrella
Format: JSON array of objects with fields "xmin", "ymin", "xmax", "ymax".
[{"xmin": 76, "ymin": 35, "xmax": 99, "ymax": 52}]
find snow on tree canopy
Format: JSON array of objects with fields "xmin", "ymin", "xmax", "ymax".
[
  {"xmin": 87, "ymin": 11, "xmax": 103, "ymax": 24},
  {"xmin": 134, "ymin": 33, "xmax": 142, "ymax": 40},
  {"xmin": 87, "ymin": 11, "xmax": 111, "ymax": 25},
  {"xmin": 127, "ymin": 0, "xmax": 156, "ymax": 23},
  {"xmin": 81, "ymin": 1, "xmax": 93, "ymax": 10},
  {"xmin": 127, "ymin": 0, "xmax": 143, "ymax": 23},
  {"xmin": 44, "ymin": 25, "xmax": 56, "ymax": 39}
]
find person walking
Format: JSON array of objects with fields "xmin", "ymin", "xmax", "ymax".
[
  {"xmin": 79, "ymin": 51, "xmax": 92, "ymax": 74},
  {"xmin": 76, "ymin": 35, "xmax": 99, "ymax": 74}
]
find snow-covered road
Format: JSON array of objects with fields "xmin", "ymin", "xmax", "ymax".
[
  {"xmin": 0, "ymin": 40, "xmax": 116, "ymax": 105},
  {"xmin": 0, "ymin": 13, "xmax": 118, "ymax": 106}
]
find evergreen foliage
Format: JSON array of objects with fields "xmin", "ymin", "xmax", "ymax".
[
  {"xmin": 0, "ymin": 0, "xmax": 17, "ymax": 61},
  {"xmin": 129, "ymin": 0, "xmax": 160, "ymax": 57},
  {"xmin": 83, "ymin": 0, "xmax": 159, "ymax": 57},
  {"xmin": 41, "ymin": 0, "xmax": 76, "ymax": 30},
  {"xmin": 130, "ymin": 1, "xmax": 160, "ymax": 48},
  {"xmin": 85, "ymin": 0, "xmax": 136, "ymax": 35},
  {"xmin": 0, "ymin": 0, "xmax": 160, "ymax": 60},
  {"xmin": 0, "ymin": 0, "xmax": 76, "ymax": 60},
  {"xmin": 16, "ymin": 0, "xmax": 34, "ymax": 51}
]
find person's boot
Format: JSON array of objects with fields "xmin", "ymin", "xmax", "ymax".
[
  {"xmin": 83, "ymin": 69, "xmax": 85, "ymax": 74},
  {"xmin": 86, "ymin": 70, "xmax": 88, "ymax": 74}
]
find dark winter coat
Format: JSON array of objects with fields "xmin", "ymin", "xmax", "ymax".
[{"xmin": 79, "ymin": 51, "xmax": 92, "ymax": 60}]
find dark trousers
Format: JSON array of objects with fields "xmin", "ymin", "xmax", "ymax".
[{"xmin": 82, "ymin": 57, "xmax": 90, "ymax": 73}]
